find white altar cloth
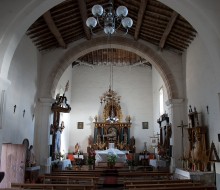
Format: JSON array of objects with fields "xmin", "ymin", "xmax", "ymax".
[
  {"xmin": 57, "ymin": 159, "xmax": 71, "ymax": 170},
  {"xmin": 95, "ymin": 148, "xmax": 127, "ymax": 163}
]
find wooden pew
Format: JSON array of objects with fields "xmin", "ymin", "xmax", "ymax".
[
  {"xmin": 127, "ymin": 186, "xmax": 216, "ymax": 190},
  {"xmin": 11, "ymin": 183, "xmax": 95, "ymax": 190},
  {"xmin": 40, "ymin": 175, "xmax": 99, "ymax": 184},
  {"xmin": 126, "ymin": 182, "xmax": 202, "ymax": 189},
  {"xmin": 118, "ymin": 171, "xmax": 173, "ymax": 180},
  {"xmin": 50, "ymin": 170, "xmax": 102, "ymax": 177},
  {"xmin": 124, "ymin": 179, "xmax": 193, "ymax": 188}
]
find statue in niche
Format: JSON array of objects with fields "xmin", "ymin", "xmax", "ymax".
[
  {"xmin": 107, "ymin": 127, "xmax": 117, "ymax": 137},
  {"xmin": 124, "ymin": 130, "xmax": 128, "ymax": 144}
]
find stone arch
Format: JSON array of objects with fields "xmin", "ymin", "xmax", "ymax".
[
  {"xmin": 48, "ymin": 36, "xmax": 179, "ymax": 100},
  {"xmin": 0, "ymin": 0, "xmax": 64, "ymax": 79}
]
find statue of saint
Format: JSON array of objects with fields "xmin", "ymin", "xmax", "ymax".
[
  {"xmin": 107, "ymin": 127, "xmax": 117, "ymax": 137},
  {"xmin": 130, "ymin": 136, "xmax": 135, "ymax": 146},
  {"xmin": 55, "ymin": 121, "xmax": 65, "ymax": 153},
  {"xmin": 27, "ymin": 145, "xmax": 36, "ymax": 166},
  {"xmin": 88, "ymin": 135, "xmax": 93, "ymax": 147},
  {"xmin": 124, "ymin": 132, "xmax": 128, "ymax": 144},
  {"xmin": 75, "ymin": 143, "xmax": 80, "ymax": 154}
]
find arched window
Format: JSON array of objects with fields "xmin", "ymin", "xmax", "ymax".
[{"xmin": 159, "ymin": 87, "xmax": 164, "ymax": 116}]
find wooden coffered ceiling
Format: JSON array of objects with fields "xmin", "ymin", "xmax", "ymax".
[{"xmin": 26, "ymin": 0, "xmax": 197, "ymax": 65}]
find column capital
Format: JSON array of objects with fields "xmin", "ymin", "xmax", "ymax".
[
  {"xmin": 0, "ymin": 75, "xmax": 11, "ymax": 90},
  {"xmin": 166, "ymin": 98, "xmax": 184, "ymax": 106},
  {"xmin": 39, "ymin": 97, "xmax": 55, "ymax": 106}
]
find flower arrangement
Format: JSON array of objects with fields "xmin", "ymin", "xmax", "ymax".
[
  {"xmin": 107, "ymin": 153, "xmax": 117, "ymax": 167},
  {"xmin": 87, "ymin": 149, "xmax": 96, "ymax": 165}
]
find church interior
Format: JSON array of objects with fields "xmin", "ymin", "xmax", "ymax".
[{"xmin": 0, "ymin": 0, "xmax": 220, "ymax": 189}]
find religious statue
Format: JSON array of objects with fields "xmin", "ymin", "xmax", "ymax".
[
  {"xmin": 55, "ymin": 121, "xmax": 65, "ymax": 153},
  {"xmin": 75, "ymin": 143, "xmax": 80, "ymax": 154},
  {"xmin": 27, "ymin": 145, "xmax": 36, "ymax": 167},
  {"xmin": 130, "ymin": 136, "xmax": 135, "ymax": 146},
  {"xmin": 106, "ymin": 127, "xmax": 117, "ymax": 137},
  {"xmin": 88, "ymin": 135, "xmax": 93, "ymax": 147},
  {"xmin": 124, "ymin": 131, "xmax": 128, "ymax": 144},
  {"xmin": 129, "ymin": 136, "xmax": 136, "ymax": 153}
]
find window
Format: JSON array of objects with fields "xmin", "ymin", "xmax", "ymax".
[{"xmin": 159, "ymin": 87, "xmax": 164, "ymax": 116}]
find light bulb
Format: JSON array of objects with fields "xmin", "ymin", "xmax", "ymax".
[
  {"xmin": 116, "ymin": 6, "xmax": 128, "ymax": 17},
  {"xmin": 86, "ymin": 17, "xmax": 97, "ymax": 28},
  {"xmin": 92, "ymin": 5, "xmax": 103, "ymax": 17},
  {"xmin": 104, "ymin": 26, "xmax": 115, "ymax": 35},
  {"xmin": 121, "ymin": 17, "xmax": 133, "ymax": 29}
]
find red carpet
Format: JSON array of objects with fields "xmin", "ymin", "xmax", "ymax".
[{"xmin": 103, "ymin": 169, "xmax": 119, "ymax": 187}]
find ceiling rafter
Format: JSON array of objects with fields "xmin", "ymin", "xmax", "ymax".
[
  {"xmin": 26, "ymin": 0, "xmax": 197, "ymax": 54},
  {"xmin": 77, "ymin": 0, "xmax": 91, "ymax": 40},
  {"xmin": 43, "ymin": 11, "xmax": 67, "ymax": 49},
  {"xmin": 134, "ymin": 0, "xmax": 148, "ymax": 40},
  {"xmin": 159, "ymin": 11, "xmax": 178, "ymax": 49}
]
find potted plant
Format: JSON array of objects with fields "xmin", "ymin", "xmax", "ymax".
[
  {"xmin": 87, "ymin": 149, "xmax": 96, "ymax": 170},
  {"xmin": 126, "ymin": 153, "xmax": 136, "ymax": 170},
  {"xmin": 107, "ymin": 153, "xmax": 117, "ymax": 169}
]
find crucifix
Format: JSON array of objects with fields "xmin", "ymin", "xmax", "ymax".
[{"xmin": 177, "ymin": 121, "xmax": 188, "ymax": 161}]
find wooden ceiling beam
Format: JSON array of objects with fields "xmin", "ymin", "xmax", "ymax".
[
  {"xmin": 43, "ymin": 11, "xmax": 67, "ymax": 48},
  {"xmin": 159, "ymin": 11, "xmax": 178, "ymax": 49},
  {"xmin": 134, "ymin": 0, "xmax": 148, "ymax": 40},
  {"xmin": 77, "ymin": 0, "xmax": 91, "ymax": 40}
]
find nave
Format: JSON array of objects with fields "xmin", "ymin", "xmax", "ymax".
[{"xmin": 8, "ymin": 165, "xmax": 216, "ymax": 190}]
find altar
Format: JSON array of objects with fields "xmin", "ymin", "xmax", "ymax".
[
  {"xmin": 90, "ymin": 87, "xmax": 136, "ymax": 154},
  {"xmin": 174, "ymin": 168, "xmax": 215, "ymax": 185},
  {"xmin": 95, "ymin": 148, "xmax": 128, "ymax": 164}
]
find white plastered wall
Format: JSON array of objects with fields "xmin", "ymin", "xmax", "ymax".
[
  {"xmin": 68, "ymin": 65, "xmax": 154, "ymax": 153},
  {"xmin": 0, "ymin": 35, "xmax": 40, "ymax": 156}
]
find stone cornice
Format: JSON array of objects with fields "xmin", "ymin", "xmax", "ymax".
[
  {"xmin": 166, "ymin": 98, "xmax": 184, "ymax": 106},
  {"xmin": 0, "ymin": 75, "xmax": 11, "ymax": 90}
]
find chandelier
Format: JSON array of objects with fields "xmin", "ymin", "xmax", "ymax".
[
  {"xmin": 100, "ymin": 88, "xmax": 120, "ymax": 105},
  {"xmin": 100, "ymin": 64, "xmax": 121, "ymax": 123},
  {"xmin": 86, "ymin": 0, "xmax": 133, "ymax": 35}
]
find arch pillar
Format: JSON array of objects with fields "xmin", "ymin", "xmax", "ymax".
[
  {"xmin": 0, "ymin": 76, "xmax": 11, "ymax": 145},
  {"xmin": 34, "ymin": 97, "xmax": 54, "ymax": 172},
  {"xmin": 166, "ymin": 98, "xmax": 187, "ymax": 172}
]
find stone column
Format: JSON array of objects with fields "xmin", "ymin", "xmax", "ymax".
[
  {"xmin": 0, "ymin": 76, "xmax": 10, "ymax": 148},
  {"xmin": 0, "ymin": 76, "xmax": 10, "ymax": 130},
  {"xmin": 34, "ymin": 97, "xmax": 54, "ymax": 173},
  {"xmin": 166, "ymin": 98, "xmax": 187, "ymax": 172}
]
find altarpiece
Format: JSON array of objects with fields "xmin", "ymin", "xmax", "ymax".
[{"xmin": 89, "ymin": 89, "xmax": 135, "ymax": 153}]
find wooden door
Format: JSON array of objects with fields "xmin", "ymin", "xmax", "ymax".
[{"xmin": 0, "ymin": 144, "xmax": 26, "ymax": 188}]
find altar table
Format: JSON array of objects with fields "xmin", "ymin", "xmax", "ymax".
[
  {"xmin": 174, "ymin": 168, "xmax": 215, "ymax": 185},
  {"xmin": 57, "ymin": 159, "xmax": 71, "ymax": 170},
  {"xmin": 149, "ymin": 159, "xmax": 167, "ymax": 168},
  {"xmin": 95, "ymin": 148, "xmax": 128, "ymax": 163}
]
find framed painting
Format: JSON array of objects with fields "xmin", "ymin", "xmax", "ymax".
[
  {"xmin": 142, "ymin": 122, "xmax": 148, "ymax": 129},
  {"xmin": 151, "ymin": 137, "xmax": 158, "ymax": 147},
  {"xmin": 77, "ymin": 122, "xmax": 84, "ymax": 129}
]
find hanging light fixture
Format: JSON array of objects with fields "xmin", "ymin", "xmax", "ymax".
[
  {"xmin": 99, "ymin": 50, "xmax": 121, "ymax": 123},
  {"xmin": 86, "ymin": 0, "xmax": 133, "ymax": 35}
]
